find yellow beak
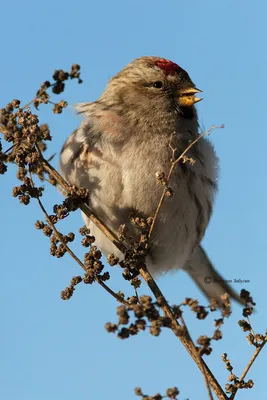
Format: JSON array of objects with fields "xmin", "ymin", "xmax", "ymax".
[{"xmin": 178, "ymin": 87, "xmax": 203, "ymax": 107}]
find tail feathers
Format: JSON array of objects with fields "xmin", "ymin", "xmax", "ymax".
[{"xmin": 183, "ymin": 245, "xmax": 243, "ymax": 305}]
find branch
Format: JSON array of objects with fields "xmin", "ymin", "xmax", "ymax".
[
  {"xmin": 180, "ymin": 313, "xmax": 214, "ymax": 400},
  {"xmin": 147, "ymin": 124, "xmax": 224, "ymax": 242},
  {"xmin": 35, "ymin": 130, "xmax": 228, "ymax": 399},
  {"xmin": 138, "ymin": 266, "xmax": 227, "ymax": 399},
  {"xmin": 29, "ymin": 172, "xmax": 130, "ymax": 308},
  {"xmin": 36, "ymin": 144, "xmax": 126, "ymax": 254},
  {"xmin": 230, "ymin": 336, "xmax": 267, "ymax": 399}
]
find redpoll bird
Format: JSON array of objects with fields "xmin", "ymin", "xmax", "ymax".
[{"xmin": 60, "ymin": 56, "xmax": 240, "ymax": 303}]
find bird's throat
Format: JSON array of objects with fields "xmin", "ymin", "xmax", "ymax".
[{"xmin": 178, "ymin": 106, "xmax": 196, "ymax": 120}]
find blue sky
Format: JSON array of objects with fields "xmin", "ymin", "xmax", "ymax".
[{"xmin": 1, "ymin": 1, "xmax": 266, "ymax": 399}]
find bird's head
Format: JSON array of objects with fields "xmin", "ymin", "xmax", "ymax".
[{"xmin": 101, "ymin": 56, "xmax": 202, "ymax": 119}]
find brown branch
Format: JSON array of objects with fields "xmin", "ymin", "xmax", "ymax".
[
  {"xmin": 200, "ymin": 356, "xmax": 215, "ymax": 400},
  {"xmin": 29, "ymin": 173, "xmax": 130, "ymax": 307},
  {"xmin": 4, "ymin": 144, "xmax": 15, "ymax": 154},
  {"xmin": 21, "ymin": 98, "xmax": 35, "ymax": 110},
  {"xmin": 230, "ymin": 336, "xmax": 267, "ymax": 400},
  {"xmin": 36, "ymin": 144, "xmax": 126, "ymax": 254},
  {"xmin": 179, "ymin": 314, "xmax": 214, "ymax": 400},
  {"xmin": 139, "ymin": 125, "xmax": 224, "ymax": 399},
  {"xmin": 138, "ymin": 266, "xmax": 227, "ymax": 400},
  {"xmin": 0, "ymin": 125, "xmax": 17, "ymax": 155},
  {"xmin": 35, "ymin": 131, "xmax": 228, "ymax": 399},
  {"xmin": 2, "ymin": 74, "xmax": 263, "ymax": 399},
  {"xmin": 147, "ymin": 124, "xmax": 224, "ymax": 242},
  {"xmin": 20, "ymin": 81, "xmax": 57, "ymax": 111}
]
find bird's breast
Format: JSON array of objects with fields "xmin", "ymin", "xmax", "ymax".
[{"xmin": 88, "ymin": 134, "xmax": 217, "ymax": 275}]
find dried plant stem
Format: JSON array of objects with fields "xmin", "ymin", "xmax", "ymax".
[
  {"xmin": 35, "ymin": 132, "xmax": 227, "ymax": 399},
  {"xmin": 21, "ymin": 99, "xmax": 35, "ymax": 110},
  {"xmin": 1, "ymin": 69, "xmax": 263, "ymax": 399},
  {"xmin": 30, "ymin": 174, "xmax": 130, "ymax": 307},
  {"xmin": 179, "ymin": 313, "xmax": 214, "ymax": 400},
  {"xmin": 36, "ymin": 145, "xmax": 126, "ymax": 254},
  {"xmin": 21, "ymin": 81, "xmax": 58, "ymax": 111},
  {"xmin": 230, "ymin": 336, "xmax": 267, "ymax": 400},
  {"xmin": 0, "ymin": 125, "xmax": 18, "ymax": 154},
  {"xmin": 200, "ymin": 354, "xmax": 214, "ymax": 400},
  {"xmin": 141, "ymin": 125, "xmax": 224, "ymax": 399},
  {"xmin": 4, "ymin": 144, "xmax": 15, "ymax": 154},
  {"xmin": 138, "ymin": 265, "xmax": 226, "ymax": 400},
  {"xmin": 147, "ymin": 125, "xmax": 224, "ymax": 241}
]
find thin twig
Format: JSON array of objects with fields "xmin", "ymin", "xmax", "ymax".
[
  {"xmin": 4, "ymin": 144, "xmax": 15, "ymax": 154},
  {"xmin": 1, "ymin": 76, "xmax": 262, "ymax": 399},
  {"xmin": 180, "ymin": 314, "xmax": 214, "ymax": 400},
  {"xmin": 21, "ymin": 98, "xmax": 35, "ymax": 110},
  {"xmin": 138, "ymin": 266, "xmax": 227, "ymax": 400},
  {"xmin": 37, "ymin": 145, "xmax": 223, "ymax": 398},
  {"xmin": 0, "ymin": 125, "xmax": 17, "ymax": 155},
  {"xmin": 29, "ymin": 173, "xmax": 130, "ymax": 307},
  {"xmin": 35, "ymin": 134, "xmax": 228, "ymax": 399},
  {"xmin": 95, "ymin": 277, "xmax": 130, "ymax": 305},
  {"xmin": 141, "ymin": 125, "xmax": 224, "ymax": 399},
  {"xmin": 230, "ymin": 336, "xmax": 267, "ymax": 400},
  {"xmin": 147, "ymin": 125, "xmax": 224, "ymax": 242},
  {"xmin": 36, "ymin": 144, "xmax": 126, "ymax": 254}
]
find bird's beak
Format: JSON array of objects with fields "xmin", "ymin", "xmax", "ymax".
[{"xmin": 178, "ymin": 87, "xmax": 203, "ymax": 107}]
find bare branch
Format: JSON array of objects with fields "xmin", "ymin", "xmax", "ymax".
[
  {"xmin": 147, "ymin": 124, "xmax": 224, "ymax": 243},
  {"xmin": 230, "ymin": 336, "xmax": 267, "ymax": 400},
  {"xmin": 29, "ymin": 172, "xmax": 131, "ymax": 307},
  {"xmin": 35, "ymin": 134, "xmax": 228, "ymax": 400}
]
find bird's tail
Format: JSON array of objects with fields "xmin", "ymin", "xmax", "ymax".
[{"xmin": 183, "ymin": 245, "xmax": 243, "ymax": 305}]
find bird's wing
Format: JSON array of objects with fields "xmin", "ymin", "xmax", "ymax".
[
  {"xmin": 60, "ymin": 102, "xmax": 126, "ymax": 189},
  {"xmin": 59, "ymin": 120, "xmax": 103, "ymax": 189},
  {"xmin": 183, "ymin": 245, "xmax": 243, "ymax": 305}
]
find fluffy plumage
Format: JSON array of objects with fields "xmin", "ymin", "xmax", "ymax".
[{"xmin": 60, "ymin": 56, "xmax": 241, "ymax": 303}]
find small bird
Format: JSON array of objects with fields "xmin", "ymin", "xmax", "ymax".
[{"xmin": 60, "ymin": 56, "xmax": 240, "ymax": 303}]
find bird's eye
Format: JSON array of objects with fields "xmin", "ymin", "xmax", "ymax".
[{"xmin": 152, "ymin": 81, "xmax": 163, "ymax": 89}]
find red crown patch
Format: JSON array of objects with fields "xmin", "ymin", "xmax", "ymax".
[{"xmin": 155, "ymin": 58, "xmax": 183, "ymax": 75}]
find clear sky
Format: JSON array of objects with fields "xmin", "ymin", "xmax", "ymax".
[{"xmin": 1, "ymin": 1, "xmax": 266, "ymax": 399}]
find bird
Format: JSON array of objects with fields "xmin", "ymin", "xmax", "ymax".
[{"xmin": 60, "ymin": 56, "xmax": 241, "ymax": 304}]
